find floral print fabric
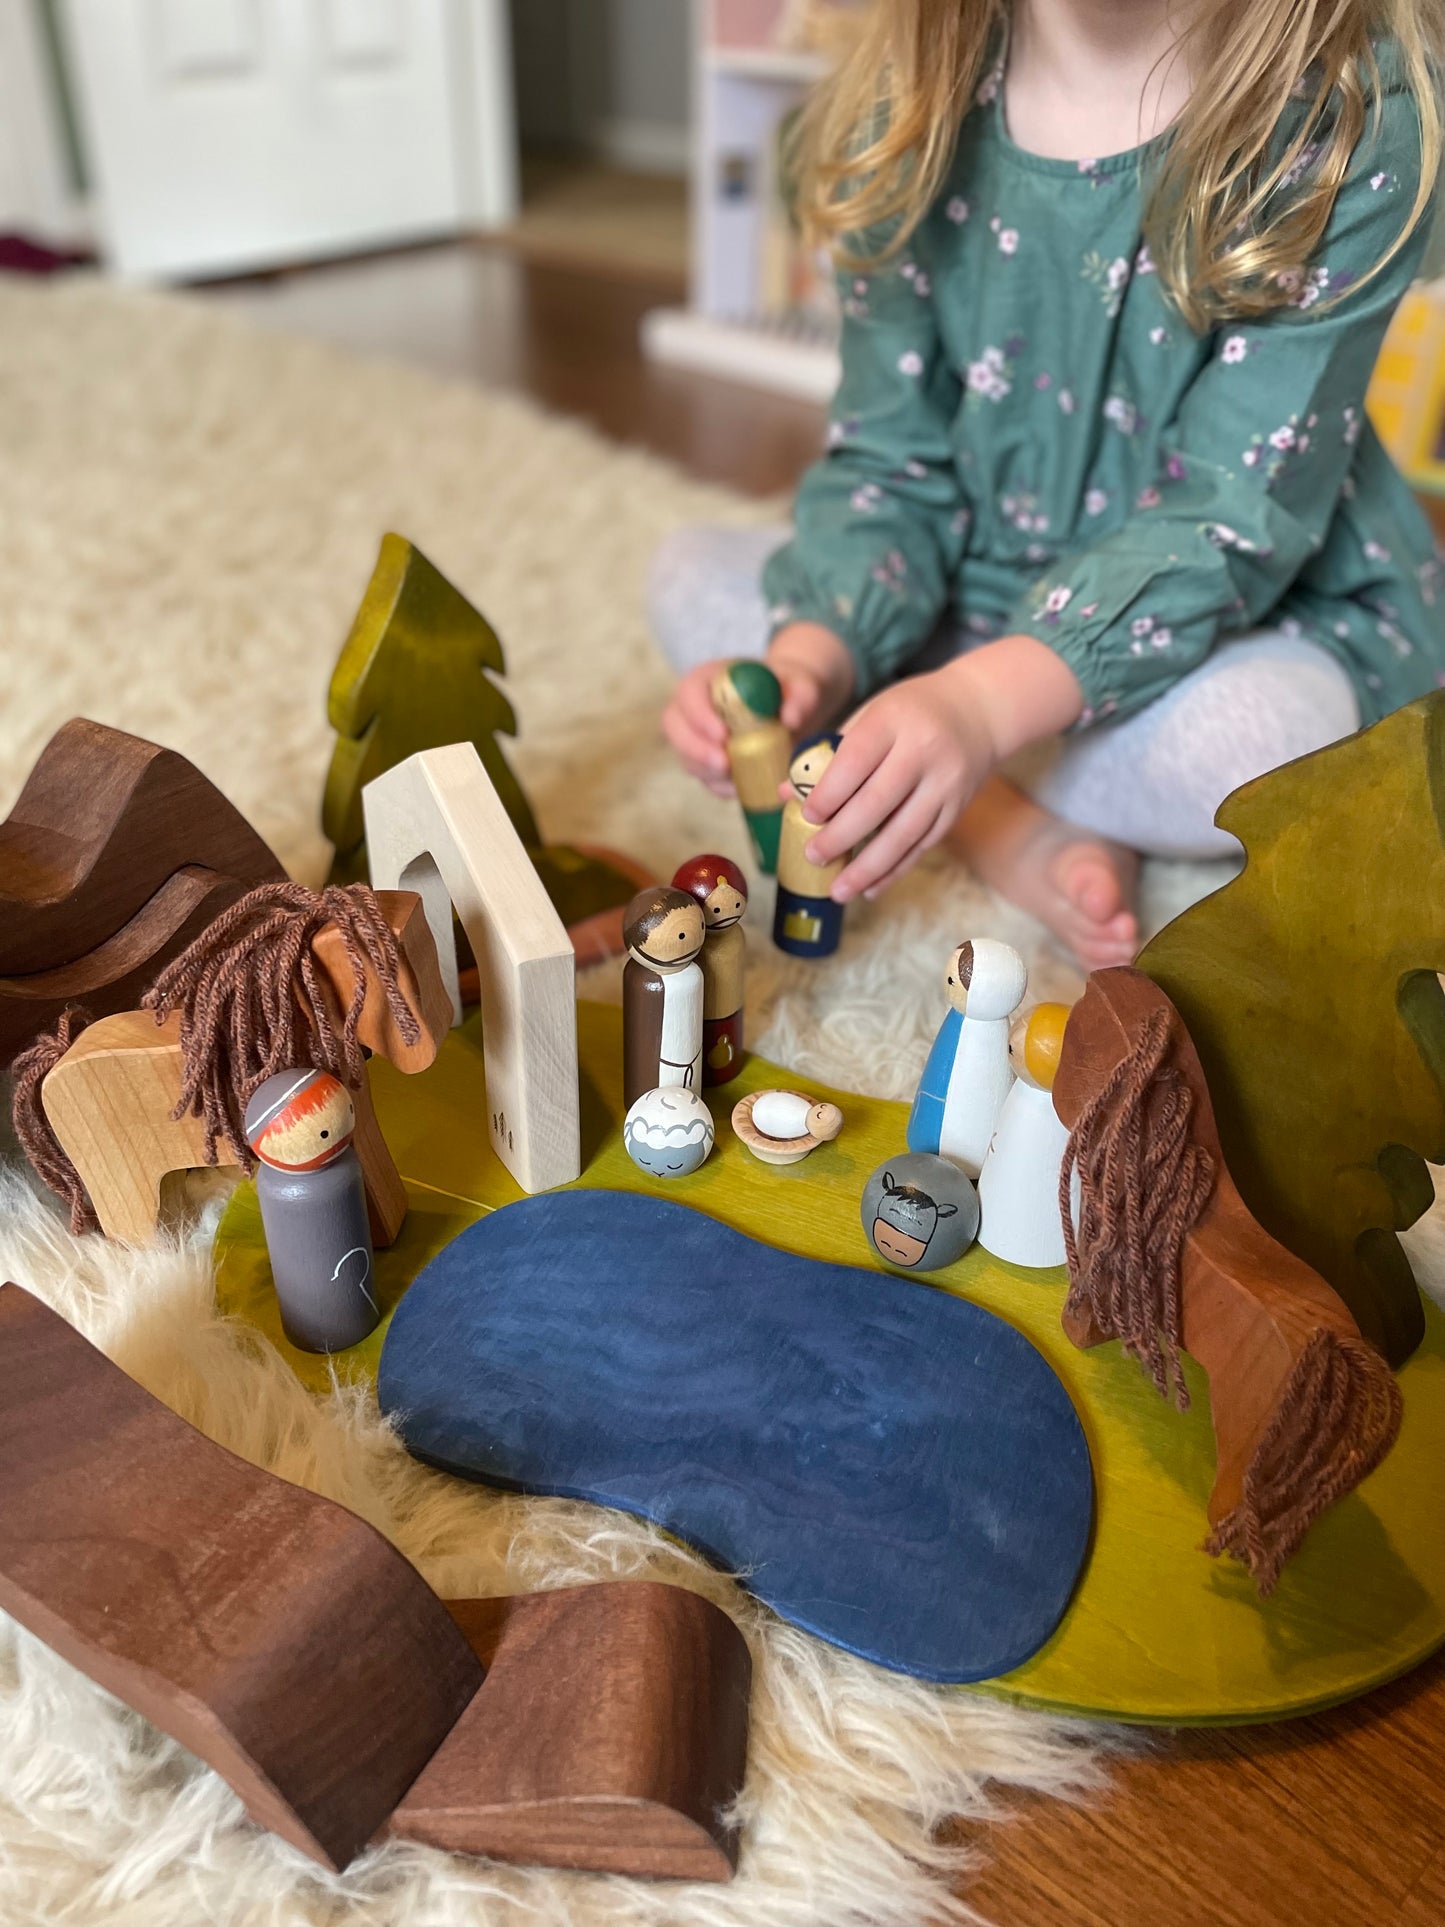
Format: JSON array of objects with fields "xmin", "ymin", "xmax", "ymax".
[{"xmin": 763, "ymin": 61, "xmax": 1443, "ymax": 722}]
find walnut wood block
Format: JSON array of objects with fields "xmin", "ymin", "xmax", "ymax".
[
  {"xmin": 390, "ymin": 1584, "xmax": 751, "ymax": 1880},
  {"xmin": 0, "ymin": 1284, "xmax": 481, "ymax": 1871},
  {"xmin": 0, "ymin": 863, "xmax": 254, "ymax": 1065},
  {"xmin": 0, "ymin": 717, "xmax": 284, "ymax": 976}
]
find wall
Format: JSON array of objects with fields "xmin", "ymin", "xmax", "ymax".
[{"xmin": 510, "ymin": 0, "xmax": 691, "ymax": 174}]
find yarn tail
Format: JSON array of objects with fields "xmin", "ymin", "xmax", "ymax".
[
  {"xmin": 1204, "ymin": 1328, "xmax": 1403, "ymax": 1596},
  {"xmin": 11, "ymin": 1008, "xmax": 98, "ymax": 1235}
]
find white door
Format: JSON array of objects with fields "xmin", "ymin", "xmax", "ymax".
[{"xmin": 59, "ymin": 0, "xmax": 517, "ymax": 280}]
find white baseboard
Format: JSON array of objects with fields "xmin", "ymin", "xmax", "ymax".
[
  {"xmin": 642, "ymin": 306, "xmax": 840, "ymax": 404},
  {"xmin": 589, "ymin": 117, "xmax": 690, "ymax": 177}
]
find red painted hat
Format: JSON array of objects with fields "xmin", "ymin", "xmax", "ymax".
[{"xmin": 671, "ymin": 853, "xmax": 749, "ymax": 907}]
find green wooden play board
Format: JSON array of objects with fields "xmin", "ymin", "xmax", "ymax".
[{"xmin": 213, "ymin": 1001, "xmax": 1445, "ymax": 1727}]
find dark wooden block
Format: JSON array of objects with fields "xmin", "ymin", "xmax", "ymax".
[
  {"xmin": 0, "ymin": 1283, "xmax": 481, "ymax": 1871},
  {"xmin": 0, "ymin": 1284, "xmax": 754, "ymax": 1882},
  {"xmin": 377, "ymin": 1191, "xmax": 1095, "ymax": 1683},
  {"xmin": 0, "ymin": 717, "xmax": 285, "ymax": 975},
  {"xmin": 390, "ymin": 1585, "xmax": 750, "ymax": 1880}
]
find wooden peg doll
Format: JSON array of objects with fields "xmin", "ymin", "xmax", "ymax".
[
  {"xmin": 710, "ymin": 660, "xmax": 791, "ymax": 873},
  {"xmin": 672, "ymin": 854, "xmax": 749, "ymax": 1085},
  {"xmin": 978, "ymin": 1002, "xmax": 1073, "ymax": 1268},
  {"xmin": 622, "ymin": 885, "xmax": 707, "ymax": 1110},
  {"xmin": 773, "ymin": 734, "xmax": 847, "ymax": 960},
  {"xmin": 244, "ymin": 1069, "xmax": 379, "ymax": 1354},
  {"xmin": 908, "ymin": 939, "xmax": 1028, "ymax": 1178}
]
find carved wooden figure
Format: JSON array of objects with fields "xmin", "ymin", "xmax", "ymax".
[
  {"xmin": 672, "ymin": 853, "xmax": 748, "ymax": 1085},
  {"xmin": 978, "ymin": 1002, "xmax": 1073, "ymax": 1269},
  {"xmin": 622, "ymin": 886, "xmax": 706, "ymax": 1110},
  {"xmin": 362, "ymin": 741, "xmax": 581, "ymax": 1195},
  {"xmin": 1138, "ymin": 691, "xmax": 1445, "ymax": 1369},
  {"xmin": 0, "ymin": 717, "xmax": 286, "ymax": 1066},
  {"xmin": 244, "ymin": 1070, "xmax": 378, "ymax": 1353},
  {"xmin": 13, "ymin": 888, "xmax": 451, "ymax": 1249},
  {"xmin": 710, "ymin": 660, "xmax": 791, "ymax": 872},
  {"xmin": 773, "ymin": 734, "xmax": 848, "ymax": 959},
  {"xmin": 908, "ymin": 939, "xmax": 1028, "ymax": 1179},
  {"xmin": 732, "ymin": 1090, "xmax": 844, "ymax": 1166},
  {"xmin": 0, "ymin": 1284, "xmax": 752, "ymax": 1880},
  {"xmin": 1054, "ymin": 967, "xmax": 1403, "ymax": 1594}
]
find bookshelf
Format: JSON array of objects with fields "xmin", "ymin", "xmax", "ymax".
[{"xmin": 640, "ymin": 0, "xmax": 843, "ymax": 404}]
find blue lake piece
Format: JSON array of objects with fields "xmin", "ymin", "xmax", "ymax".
[{"xmin": 378, "ymin": 1191, "xmax": 1094, "ymax": 1683}]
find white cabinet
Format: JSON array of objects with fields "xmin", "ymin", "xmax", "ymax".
[{"xmin": 58, "ymin": 0, "xmax": 517, "ymax": 280}]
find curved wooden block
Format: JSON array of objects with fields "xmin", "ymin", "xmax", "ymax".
[
  {"xmin": 0, "ymin": 1284, "xmax": 482, "ymax": 1871},
  {"xmin": 391, "ymin": 1585, "xmax": 750, "ymax": 1880},
  {"xmin": 0, "ymin": 718, "xmax": 284, "ymax": 976},
  {"xmin": 0, "ymin": 864, "xmax": 252, "ymax": 1065}
]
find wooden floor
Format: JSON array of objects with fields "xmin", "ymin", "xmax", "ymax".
[{"xmin": 203, "ymin": 241, "xmax": 1445, "ymax": 1927}]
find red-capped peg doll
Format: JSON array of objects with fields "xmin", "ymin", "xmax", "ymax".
[{"xmin": 672, "ymin": 853, "xmax": 749, "ymax": 1086}]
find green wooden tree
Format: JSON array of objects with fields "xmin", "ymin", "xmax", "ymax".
[
  {"xmin": 1139, "ymin": 692, "xmax": 1445, "ymax": 1368},
  {"xmin": 323, "ymin": 536, "xmax": 639, "ymax": 927}
]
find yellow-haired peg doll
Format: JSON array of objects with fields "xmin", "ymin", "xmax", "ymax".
[{"xmin": 977, "ymin": 1002, "xmax": 1073, "ymax": 1269}]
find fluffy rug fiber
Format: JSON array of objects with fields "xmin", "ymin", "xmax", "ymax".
[{"xmin": 0, "ymin": 272, "xmax": 1423, "ymax": 1926}]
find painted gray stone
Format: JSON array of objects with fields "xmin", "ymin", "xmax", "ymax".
[{"xmin": 861, "ymin": 1153, "xmax": 979, "ymax": 1272}]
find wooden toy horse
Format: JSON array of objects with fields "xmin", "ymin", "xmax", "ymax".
[
  {"xmin": 1054, "ymin": 967, "xmax": 1403, "ymax": 1595},
  {"xmin": 12, "ymin": 883, "xmax": 452, "ymax": 1249}
]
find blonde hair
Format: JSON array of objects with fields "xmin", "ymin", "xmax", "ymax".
[{"xmin": 797, "ymin": 1, "xmax": 1444, "ymax": 330}]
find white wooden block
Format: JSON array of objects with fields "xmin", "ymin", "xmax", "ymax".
[{"xmin": 363, "ymin": 743, "xmax": 580, "ymax": 1195}]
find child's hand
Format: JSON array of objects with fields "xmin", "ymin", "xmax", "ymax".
[
  {"xmin": 660, "ymin": 626, "xmax": 855, "ymax": 797},
  {"xmin": 799, "ymin": 635, "xmax": 1086, "ymax": 902},
  {"xmin": 800, "ymin": 667, "xmax": 997, "ymax": 901},
  {"xmin": 661, "ymin": 659, "xmax": 736, "ymax": 797}
]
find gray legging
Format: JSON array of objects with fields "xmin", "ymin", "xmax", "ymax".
[{"xmin": 648, "ymin": 524, "xmax": 1361, "ymax": 862}]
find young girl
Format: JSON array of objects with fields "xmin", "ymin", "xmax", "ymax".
[{"xmin": 654, "ymin": 0, "xmax": 1444, "ymax": 967}]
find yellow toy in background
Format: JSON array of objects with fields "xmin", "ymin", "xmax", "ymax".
[{"xmin": 1367, "ymin": 278, "xmax": 1445, "ymax": 494}]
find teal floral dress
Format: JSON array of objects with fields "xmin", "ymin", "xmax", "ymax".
[{"xmin": 763, "ymin": 60, "xmax": 1444, "ymax": 725}]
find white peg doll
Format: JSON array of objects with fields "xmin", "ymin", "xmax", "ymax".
[{"xmin": 978, "ymin": 1003, "xmax": 1074, "ymax": 1268}]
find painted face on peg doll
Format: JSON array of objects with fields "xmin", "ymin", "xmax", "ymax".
[
  {"xmin": 623, "ymin": 887, "xmax": 706, "ymax": 973},
  {"xmin": 671, "ymin": 854, "xmax": 748, "ymax": 930},
  {"xmin": 244, "ymin": 1070, "xmax": 355, "ymax": 1172},
  {"xmin": 787, "ymin": 735, "xmax": 840, "ymax": 803}
]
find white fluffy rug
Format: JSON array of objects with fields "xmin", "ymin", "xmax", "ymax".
[{"xmin": 0, "ymin": 274, "xmax": 1260, "ymax": 1926}]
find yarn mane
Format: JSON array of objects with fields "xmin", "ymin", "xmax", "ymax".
[
  {"xmin": 1059, "ymin": 995, "xmax": 1402, "ymax": 1594},
  {"xmin": 10, "ymin": 883, "xmax": 421, "ymax": 1232},
  {"xmin": 143, "ymin": 881, "xmax": 421, "ymax": 1167},
  {"xmin": 1059, "ymin": 1005, "xmax": 1216, "ymax": 1410}
]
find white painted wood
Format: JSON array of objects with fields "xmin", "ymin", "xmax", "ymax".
[
  {"xmin": 363, "ymin": 743, "xmax": 580, "ymax": 1196},
  {"xmin": 60, "ymin": 0, "xmax": 512, "ymax": 279},
  {"xmin": 0, "ymin": 0, "xmax": 85, "ymax": 241},
  {"xmin": 937, "ymin": 942, "xmax": 1028, "ymax": 1181},
  {"xmin": 657, "ymin": 964, "xmax": 704, "ymax": 1090},
  {"xmin": 978, "ymin": 1083, "xmax": 1071, "ymax": 1269},
  {"xmin": 451, "ymin": 0, "xmax": 518, "ymax": 229}
]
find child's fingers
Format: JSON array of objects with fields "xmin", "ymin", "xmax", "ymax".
[
  {"xmin": 804, "ymin": 749, "xmax": 915, "ymax": 865},
  {"xmin": 675, "ymin": 672, "xmax": 729, "ymax": 743},
  {"xmin": 860, "ymin": 802, "xmax": 957, "ymax": 899},
  {"xmin": 663, "ymin": 706, "xmax": 733, "ymax": 786},
  {"xmin": 778, "ymin": 673, "xmax": 819, "ymax": 732},
  {"xmin": 831, "ymin": 789, "xmax": 943, "ymax": 902},
  {"xmin": 802, "ymin": 712, "xmax": 889, "ymax": 823}
]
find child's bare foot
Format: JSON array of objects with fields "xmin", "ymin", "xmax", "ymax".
[{"xmin": 950, "ymin": 776, "xmax": 1139, "ymax": 971}]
